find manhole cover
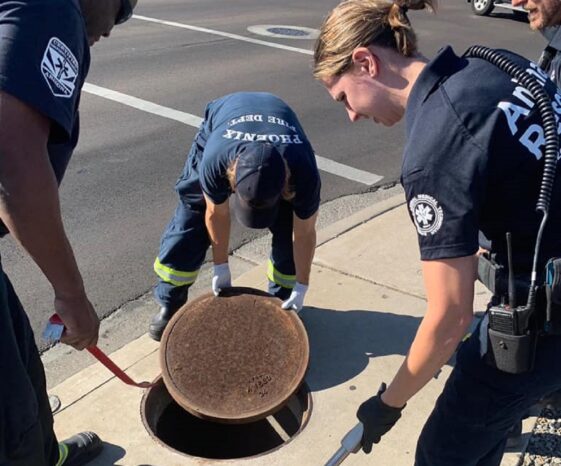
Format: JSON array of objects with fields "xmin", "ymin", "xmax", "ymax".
[
  {"xmin": 160, "ymin": 287, "xmax": 309, "ymax": 424},
  {"xmin": 267, "ymin": 27, "xmax": 308, "ymax": 37},
  {"xmin": 247, "ymin": 25, "xmax": 319, "ymax": 40}
]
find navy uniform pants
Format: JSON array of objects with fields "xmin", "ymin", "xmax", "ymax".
[
  {"xmin": 0, "ymin": 261, "xmax": 59, "ymax": 466},
  {"xmin": 415, "ymin": 322, "xmax": 561, "ymax": 466},
  {"xmin": 154, "ymin": 136, "xmax": 296, "ymax": 310}
]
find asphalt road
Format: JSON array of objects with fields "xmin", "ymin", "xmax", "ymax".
[{"xmin": 1, "ymin": 0, "xmax": 545, "ymax": 350}]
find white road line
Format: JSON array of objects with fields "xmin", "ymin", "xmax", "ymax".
[
  {"xmin": 133, "ymin": 14, "xmax": 313, "ymax": 56},
  {"xmin": 128, "ymin": 15, "xmax": 383, "ymax": 185},
  {"xmin": 83, "ymin": 83, "xmax": 382, "ymax": 186},
  {"xmin": 316, "ymin": 157, "xmax": 383, "ymax": 186},
  {"xmin": 83, "ymin": 83, "xmax": 203, "ymax": 127}
]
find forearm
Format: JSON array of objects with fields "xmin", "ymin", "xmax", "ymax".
[
  {"xmin": 0, "ymin": 161, "xmax": 85, "ymax": 298},
  {"xmin": 0, "ymin": 92, "xmax": 99, "ymax": 350},
  {"xmin": 205, "ymin": 206, "xmax": 230, "ymax": 264},
  {"xmin": 293, "ymin": 229, "xmax": 316, "ymax": 285},
  {"xmin": 382, "ymin": 307, "xmax": 473, "ymax": 408}
]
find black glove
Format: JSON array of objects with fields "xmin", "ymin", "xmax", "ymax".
[{"xmin": 356, "ymin": 383, "xmax": 404, "ymax": 453}]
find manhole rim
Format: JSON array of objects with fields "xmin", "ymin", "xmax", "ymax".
[{"xmin": 140, "ymin": 377, "xmax": 314, "ymax": 462}]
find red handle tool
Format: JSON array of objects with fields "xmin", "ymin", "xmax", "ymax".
[{"xmin": 48, "ymin": 314, "xmax": 155, "ymax": 389}]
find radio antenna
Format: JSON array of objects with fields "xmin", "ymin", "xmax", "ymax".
[{"xmin": 506, "ymin": 232, "xmax": 516, "ymax": 308}]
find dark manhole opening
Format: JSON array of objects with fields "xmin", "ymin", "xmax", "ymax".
[
  {"xmin": 141, "ymin": 378, "xmax": 312, "ymax": 460},
  {"xmin": 266, "ymin": 27, "xmax": 309, "ymax": 37}
]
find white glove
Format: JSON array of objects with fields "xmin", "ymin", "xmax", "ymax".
[
  {"xmin": 281, "ymin": 282, "xmax": 308, "ymax": 312},
  {"xmin": 212, "ymin": 263, "xmax": 231, "ymax": 296}
]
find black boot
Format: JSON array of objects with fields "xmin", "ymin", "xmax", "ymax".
[
  {"xmin": 58, "ymin": 431, "xmax": 102, "ymax": 466},
  {"xmin": 506, "ymin": 419, "xmax": 523, "ymax": 448},
  {"xmin": 149, "ymin": 306, "xmax": 178, "ymax": 341}
]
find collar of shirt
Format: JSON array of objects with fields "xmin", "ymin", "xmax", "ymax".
[
  {"xmin": 405, "ymin": 46, "xmax": 466, "ymax": 136},
  {"xmin": 542, "ymin": 25, "xmax": 561, "ymax": 49}
]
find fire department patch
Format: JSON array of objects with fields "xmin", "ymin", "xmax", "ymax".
[
  {"xmin": 409, "ymin": 194, "xmax": 444, "ymax": 236},
  {"xmin": 41, "ymin": 37, "xmax": 78, "ymax": 98}
]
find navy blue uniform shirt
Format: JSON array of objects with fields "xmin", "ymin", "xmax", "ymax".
[
  {"xmin": 0, "ymin": 0, "xmax": 90, "ymax": 234},
  {"xmin": 402, "ymin": 46, "xmax": 561, "ymax": 273},
  {"xmin": 198, "ymin": 92, "xmax": 321, "ymax": 220}
]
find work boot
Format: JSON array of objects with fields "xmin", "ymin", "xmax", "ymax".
[
  {"xmin": 506, "ymin": 420, "xmax": 523, "ymax": 448},
  {"xmin": 58, "ymin": 431, "xmax": 102, "ymax": 466},
  {"xmin": 542, "ymin": 389, "xmax": 561, "ymax": 409},
  {"xmin": 149, "ymin": 306, "xmax": 178, "ymax": 341}
]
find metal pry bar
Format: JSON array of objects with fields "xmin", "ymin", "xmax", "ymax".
[{"xmin": 324, "ymin": 423, "xmax": 364, "ymax": 466}]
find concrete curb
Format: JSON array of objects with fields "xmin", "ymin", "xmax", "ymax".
[
  {"xmin": 43, "ymin": 187, "xmax": 405, "ymax": 388},
  {"xmin": 316, "ymin": 193, "xmax": 406, "ymax": 248},
  {"xmin": 46, "ymin": 193, "xmax": 407, "ymax": 402}
]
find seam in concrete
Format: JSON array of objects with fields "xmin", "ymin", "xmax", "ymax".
[
  {"xmin": 230, "ymin": 252, "xmax": 261, "ymax": 266},
  {"xmin": 56, "ymin": 376, "xmax": 115, "ymax": 416},
  {"xmin": 228, "ymin": 193, "xmax": 406, "ymax": 274},
  {"xmin": 55, "ymin": 347, "xmax": 159, "ymax": 415},
  {"xmin": 312, "ymin": 261, "xmax": 427, "ymax": 302},
  {"xmin": 316, "ymin": 194, "xmax": 406, "ymax": 248}
]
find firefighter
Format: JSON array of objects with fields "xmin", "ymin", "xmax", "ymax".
[{"xmin": 149, "ymin": 92, "xmax": 321, "ymax": 341}]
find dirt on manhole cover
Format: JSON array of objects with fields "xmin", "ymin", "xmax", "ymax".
[{"xmin": 160, "ymin": 287, "xmax": 309, "ymax": 424}]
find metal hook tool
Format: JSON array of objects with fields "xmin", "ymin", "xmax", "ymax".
[{"xmin": 324, "ymin": 422, "xmax": 364, "ymax": 466}]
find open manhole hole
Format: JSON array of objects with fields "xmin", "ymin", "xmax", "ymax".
[
  {"xmin": 141, "ymin": 377, "xmax": 312, "ymax": 460},
  {"xmin": 247, "ymin": 25, "xmax": 319, "ymax": 40}
]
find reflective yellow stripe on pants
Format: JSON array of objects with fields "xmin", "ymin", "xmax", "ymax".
[
  {"xmin": 55, "ymin": 443, "xmax": 68, "ymax": 466},
  {"xmin": 267, "ymin": 259, "xmax": 296, "ymax": 289},
  {"xmin": 154, "ymin": 257, "xmax": 199, "ymax": 287}
]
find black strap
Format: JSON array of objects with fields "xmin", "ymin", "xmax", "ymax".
[{"xmin": 538, "ymin": 45, "xmax": 558, "ymax": 72}]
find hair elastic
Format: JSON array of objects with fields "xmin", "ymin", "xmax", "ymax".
[{"xmin": 395, "ymin": 1, "xmax": 409, "ymax": 15}]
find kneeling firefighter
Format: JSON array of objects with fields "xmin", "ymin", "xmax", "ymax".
[{"xmin": 149, "ymin": 92, "xmax": 321, "ymax": 341}]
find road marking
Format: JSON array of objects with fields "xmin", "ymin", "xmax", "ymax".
[
  {"xmin": 315, "ymin": 157, "xmax": 383, "ymax": 186},
  {"xmin": 83, "ymin": 83, "xmax": 203, "ymax": 127},
  {"xmin": 128, "ymin": 16, "xmax": 382, "ymax": 184},
  {"xmin": 133, "ymin": 14, "xmax": 313, "ymax": 56},
  {"xmin": 83, "ymin": 83, "xmax": 382, "ymax": 186}
]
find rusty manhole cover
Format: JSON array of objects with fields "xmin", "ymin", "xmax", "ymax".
[{"xmin": 160, "ymin": 287, "xmax": 309, "ymax": 424}]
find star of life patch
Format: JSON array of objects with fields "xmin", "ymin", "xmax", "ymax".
[
  {"xmin": 41, "ymin": 37, "xmax": 78, "ymax": 98},
  {"xmin": 409, "ymin": 194, "xmax": 444, "ymax": 236}
]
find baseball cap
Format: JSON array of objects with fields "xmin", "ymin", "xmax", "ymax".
[
  {"xmin": 233, "ymin": 143, "xmax": 286, "ymax": 229},
  {"xmin": 115, "ymin": 0, "xmax": 139, "ymax": 25}
]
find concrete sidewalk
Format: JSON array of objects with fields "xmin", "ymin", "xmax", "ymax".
[{"xmin": 49, "ymin": 194, "xmax": 535, "ymax": 466}]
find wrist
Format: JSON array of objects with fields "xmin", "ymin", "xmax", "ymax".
[
  {"xmin": 212, "ymin": 252, "xmax": 229, "ymax": 263},
  {"xmin": 213, "ymin": 262, "xmax": 230, "ymax": 272},
  {"xmin": 293, "ymin": 282, "xmax": 308, "ymax": 293},
  {"xmin": 53, "ymin": 279, "xmax": 86, "ymax": 301},
  {"xmin": 380, "ymin": 387, "xmax": 406, "ymax": 410}
]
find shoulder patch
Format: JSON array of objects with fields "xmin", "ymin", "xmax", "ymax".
[
  {"xmin": 41, "ymin": 37, "xmax": 79, "ymax": 98},
  {"xmin": 409, "ymin": 194, "xmax": 444, "ymax": 236}
]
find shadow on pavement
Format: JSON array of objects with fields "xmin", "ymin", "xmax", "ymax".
[
  {"xmin": 300, "ymin": 306, "xmax": 423, "ymax": 392},
  {"xmin": 524, "ymin": 432, "xmax": 561, "ymax": 458},
  {"xmin": 89, "ymin": 441, "xmax": 126, "ymax": 465}
]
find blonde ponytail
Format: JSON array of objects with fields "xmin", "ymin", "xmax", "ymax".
[{"xmin": 313, "ymin": 0, "xmax": 436, "ymax": 80}]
